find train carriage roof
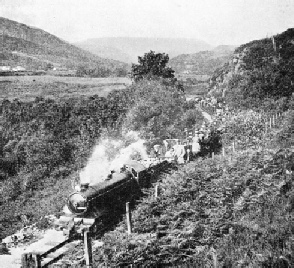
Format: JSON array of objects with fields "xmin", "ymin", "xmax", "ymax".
[{"xmin": 124, "ymin": 160, "xmax": 146, "ymax": 172}]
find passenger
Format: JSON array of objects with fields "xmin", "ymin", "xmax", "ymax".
[
  {"xmin": 199, "ymin": 132, "xmax": 205, "ymax": 141},
  {"xmin": 192, "ymin": 133, "xmax": 201, "ymax": 157},
  {"xmin": 173, "ymin": 144, "xmax": 185, "ymax": 164},
  {"xmin": 153, "ymin": 144, "xmax": 162, "ymax": 159},
  {"xmin": 120, "ymin": 165, "xmax": 127, "ymax": 173},
  {"xmin": 163, "ymin": 140, "xmax": 169, "ymax": 152},
  {"xmin": 164, "ymin": 148, "xmax": 176, "ymax": 162},
  {"xmin": 106, "ymin": 170, "xmax": 115, "ymax": 180},
  {"xmin": 183, "ymin": 141, "xmax": 191, "ymax": 163},
  {"xmin": 149, "ymin": 148, "xmax": 156, "ymax": 158}
]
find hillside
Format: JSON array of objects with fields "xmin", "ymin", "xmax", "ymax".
[
  {"xmin": 169, "ymin": 46, "xmax": 234, "ymax": 77},
  {"xmin": 0, "ymin": 17, "xmax": 128, "ymax": 72},
  {"xmin": 209, "ymin": 28, "xmax": 294, "ymax": 104},
  {"xmin": 75, "ymin": 37, "xmax": 212, "ymax": 63}
]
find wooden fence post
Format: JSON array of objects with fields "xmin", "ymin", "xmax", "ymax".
[
  {"xmin": 272, "ymin": 115, "xmax": 275, "ymax": 126},
  {"xmin": 212, "ymin": 152, "xmax": 215, "ymax": 159},
  {"xmin": 84, "ymin": 230, "xmax": 93, "ymax": 268},
  {"xmin": 33, "ymin": 253, "xmax": 41, "ymax": 268},
  {"xmin": 155, "ymin": 184, "xmax": 159, "ymax": 198},
  {"xmin": 126, "ymin": 202, "xmax": 132, "ymax": 234},
  {"xmin": 232, "ymin": 141, "xmax": 235, "ymax": 152},
  {"xmin": 21, "ymin": 253, "xmax": 28, "ymax": 268},
  {"xmin": 269, "ymin": 117, "xmax": 272, "ymax": 128},
  {"xmin": 222, "ymin": 147, "xmax": 225, "ymax": 157}
]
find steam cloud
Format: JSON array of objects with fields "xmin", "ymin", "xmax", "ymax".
[{"xmin": 79, "ymin": 131, "xmax": 148, "ymax": 185}]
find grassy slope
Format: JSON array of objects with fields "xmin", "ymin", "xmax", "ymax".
[
  {"xmin": 169, "ymin": 50, "xmax": 233, "ymax": 76},
  {"xmin": 0, "ymin": 17, "xmax": 127, "ymax": 71},
  {"xmin": 85, "ymin": 111, "xmax": 294, "ymax": 267}
]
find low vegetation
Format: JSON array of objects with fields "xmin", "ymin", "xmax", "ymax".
[
  {"xmin": 0, "ymin": 52, "xmax": 201, "ymax": 240},
  {"xmin": 85, "ymin": 111, "xmax": 294, "ymax": 267},
  {"xmin": 1, "ymin": 27, "xmax": 294, "ymax": 267},
  {"xmin": 0, "ymin": 76, "xmax": 131, "ymax": 101},
  {"xmin": 79, "ymin": 32, "xmax": 294, "ymax": 266}
]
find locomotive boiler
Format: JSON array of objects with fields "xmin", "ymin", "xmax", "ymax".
[{"xmin": 67, "ymin": 160, "xmax": 153, "ymax": 217}]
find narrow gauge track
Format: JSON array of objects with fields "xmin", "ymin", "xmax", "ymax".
[{"xmin": 21, "ymin": 160, "xmax": 177, "ymax": 268}]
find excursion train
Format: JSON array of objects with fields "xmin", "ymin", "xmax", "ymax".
[{"xmin": 67, "ymin": 159, "xmax": 169, "ymax": 218}]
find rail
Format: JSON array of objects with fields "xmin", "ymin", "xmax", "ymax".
[{"xmin": 19, "ymin": 107, "xmax": 285, "ymax": 268}]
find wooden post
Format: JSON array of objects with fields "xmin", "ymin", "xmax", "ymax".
[
  {"xmin": 33, "ymin": 253, "xmax": 41, "ymax": 268},
  {"xmin": 222, "ymin": 147, "xmax": 225, "ymax": 157},
  {"xmin": 21, "ymin": 253, "xmax": 28, "ymax": 268},
  {"xmin": 211, "ymin": 248, "xmax": 218, "ymax": 268},
  {"xmin": 272, "ymin": 115, "xmax": 275, "ymax": 126},
  {"xmin": 232, "ymin": 141, "xmax": 235, "ymax": 152},
  {"xmin": 265, "ymin": 122, "xmax": 267, "ymax": 133},
  {"xmin": 84, "ymin": 230, "xmax": 93, "ymax": 268},
  {"xmin": 126, "ymin": 202, "xmax": 132, "ymax": 234},
  {"xmin": 155, "ymin": 184, "xmax": 159, "ymax": 198},
  {"xmin": 269, "ymin": 117, "xmax": 272, "ymax": 128},
  {"xmin": 212, "ymin": 152, "xmax": 214, "ymax": 159}
]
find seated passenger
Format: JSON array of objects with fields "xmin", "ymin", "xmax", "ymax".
[
  {"xmin": 106, "ymin": 170, "xmax": 115, "ymax": 180},
  {"xmin": 165, "ymin": 148, "xmax": 176, "ymax": 162},
  {"xmin": 120, "ymin": 165, "xmax": 127, "ymax": 173}
]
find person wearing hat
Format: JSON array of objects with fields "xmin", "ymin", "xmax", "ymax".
[
  {"xmin": 198, "ymin": 131, "xmax": 205, "ymax": 141},
  {"xmin": 192, "ymin": 132, "xmax": 201, "ymax": 158}
]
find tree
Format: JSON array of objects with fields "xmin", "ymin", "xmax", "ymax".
[
  {"xmin": 122, "ymin": 79, "xmax": 185, "ymax": 138},
  {"xmin": 131, "ymin": 51, "xmax": 175, "ymax": 82}
]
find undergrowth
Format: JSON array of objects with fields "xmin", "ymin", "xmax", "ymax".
[{"xmin": 86, "ymin": 111, "xmax": 294, "ymax": 267}]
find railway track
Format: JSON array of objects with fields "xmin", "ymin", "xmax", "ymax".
[{"xmin": 20, "ymin": 161, "xmax": 177, "ymax": 268}]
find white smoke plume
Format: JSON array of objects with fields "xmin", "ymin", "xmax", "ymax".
[{"xmin": 79, "ymin": 131, "xmax": 148, "ymax": 185}]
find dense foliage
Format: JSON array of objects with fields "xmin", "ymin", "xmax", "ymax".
[
  {"xmin": 0, "ymin": 94, "xmax": 128, "ymax": 239},
  {"xmin": 0, "ymin": 73, "xmax": 203, "ymax": 239},
  {"xmin": 121, "ymin": 78, "xmax": 204, "ymax": 139},
  {"xmin": 210, "ymin": 28, "xmax": 294, "ymax": 110},
  {"xmin": 131, "ymin": 51, "xmax": 175, "ymax": 82},
  {"xmin": 84, "ymin": 111, "xmax": 294, "ymax": 267}
]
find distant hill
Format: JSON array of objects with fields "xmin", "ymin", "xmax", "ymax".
[
  {"xmin": 0, "ymin": 17, "xmax": 128, "ymax": 73},
  {"xmin": 209, "ymin": 28, "xmax": 294, "ymax": 103},
  {"xmin": 169, "ymin": 46, "xmax": 235, "ymax": 78},
  {"xmin": 75, "ymin": 37, "xmax": 212, "ymax": 63},
  {"xmin": 212, "ymin": 45, "xmax": 236, "ymax": 53}
]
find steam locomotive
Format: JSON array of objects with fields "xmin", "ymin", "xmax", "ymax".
[{"xmin": 67, "ymin": 159, "xmax": 168, "ymax": 218}]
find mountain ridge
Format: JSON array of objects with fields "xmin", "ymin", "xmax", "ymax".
[
  {"xmin": 0, "ymin": 17, "xmax": 128, "ymax": 73},
  {"xmin": 75, "ymin": 37, "xmax": 212, "ymax": 63}
]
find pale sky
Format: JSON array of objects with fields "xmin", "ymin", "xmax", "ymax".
[{"xmin": 0, "ymin": 0, "xmax": 293, "ymax": 46}]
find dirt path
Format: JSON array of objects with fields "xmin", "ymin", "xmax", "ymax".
[{"xmin": 196, "ymin": 105, "xmax": 213, "ymax": 123}]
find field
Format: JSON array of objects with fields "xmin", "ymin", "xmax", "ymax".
[{"xmin": 0, "ymin": 75, "xmax": 132, "ymax": 101}]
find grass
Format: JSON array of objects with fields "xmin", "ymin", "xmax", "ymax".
[{"xmin": 0, "ymin": 75, "xmax": 132, "ymax": 101}]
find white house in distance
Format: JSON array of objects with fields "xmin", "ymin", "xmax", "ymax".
[
  {"xmin": 0, "ymin": 66, "xmax": 11, "ymax": 71},
  {"xmin": 12, "ymin": 66, "xmax": 26, "ymax": 72}
]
